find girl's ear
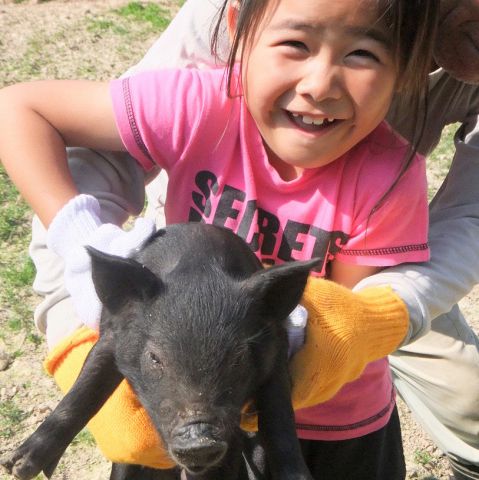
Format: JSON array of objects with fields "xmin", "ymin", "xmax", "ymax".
[{"xmin": 226, "ymin": 0, "xmax": 240, "ymax": 41}]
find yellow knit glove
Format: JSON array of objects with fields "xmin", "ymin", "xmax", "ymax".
[
  {"xmin": 290, "ymin": 277, "xmax": 409, "ymax": 409},
  {"xmin": 44, "ymin": 327, "xmax": 175, "ymax": 469},
  {"xmin": 44, "ymin": 327, "xmax": 259, "ymax": 463}
]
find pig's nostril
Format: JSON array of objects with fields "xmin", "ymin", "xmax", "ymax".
[{"xmin": 175, "ymin": 421, "xmax": 220, "ymax": 440}]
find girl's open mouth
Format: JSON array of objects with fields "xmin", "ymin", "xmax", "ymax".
[{"xmin": 286, "ymin": 111, "xmax": 342, "ymax": 133}]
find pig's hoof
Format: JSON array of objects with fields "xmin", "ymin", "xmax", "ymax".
[
  {"xmin": 0, "ymin": 446, "xmax": 58, "ymax": 480},
  {"xmin": 1, "ymin": 450, "xmax": 37, "ymax": 480}
]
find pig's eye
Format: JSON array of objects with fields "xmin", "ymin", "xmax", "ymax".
[{"xmin": 147, "ymin": 351, "xmax": 163, "ymax": 369}]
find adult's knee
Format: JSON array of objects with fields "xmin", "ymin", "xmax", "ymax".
[{"xmin": 391, "ymin": 308, "xmax": 479, "ymax": 446}]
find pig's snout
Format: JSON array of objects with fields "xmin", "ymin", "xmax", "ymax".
[{"xmin": 170, "ymin": 422, "xmax": 227, "ymax": 474}]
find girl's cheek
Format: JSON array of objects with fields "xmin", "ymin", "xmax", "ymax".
[{"xmin": 361, "ymin": 71, "xmax": 396, "ymax": 100}]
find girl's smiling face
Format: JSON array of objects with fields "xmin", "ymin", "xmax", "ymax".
[{"xmin": 239, "ymin": 0, "xmax": 398, "ymax": 180}]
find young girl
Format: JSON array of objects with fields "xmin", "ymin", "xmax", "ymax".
[{"xmin": 0, "ymin": 0, "xmax": 438, "ymax": 478}]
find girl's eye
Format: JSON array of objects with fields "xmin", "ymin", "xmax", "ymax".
[
  {"xmin": 281, "ymin": 40, "xmax": 308, "ymax": 51},
  {"xmin": 349, "ymin": 49, "xmax": 381, "ymax": 63}
]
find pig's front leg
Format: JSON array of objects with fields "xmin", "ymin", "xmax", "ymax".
[
  {"xmin": 257, "ymin": 351, "xmax": 313, "ymax": 480},
  {"xmin": 0, "ymin": 333, "xmax": 123, "ymax": 480}
]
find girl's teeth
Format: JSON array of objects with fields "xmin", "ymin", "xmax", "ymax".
[
  {"xmin": 291, "ymin": 113, "xmax": 331, "ymax": 126},
  {"xmin": 303, "ymin": 115, "xmax": 318, "ymax": 125}
]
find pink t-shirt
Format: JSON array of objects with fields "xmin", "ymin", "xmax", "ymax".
[{"xmin": 111, "ymin": 68, "xmax": 429, "ymax": 441}]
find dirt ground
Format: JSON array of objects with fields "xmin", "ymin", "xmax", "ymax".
[{"xmin": 0, "ymin": 1, "xmax": 478, "ymax": 479}]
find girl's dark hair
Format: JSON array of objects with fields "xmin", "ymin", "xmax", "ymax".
[
  {"xmin": 211, "ymin": 1, "xmax": 439, "ymax": 210},
  {"xmin": 371, "ymin": 0, "xmax": 438, "ymax": 213}
]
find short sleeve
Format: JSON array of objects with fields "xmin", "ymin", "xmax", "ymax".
[
  {"xmin": 110, "ymin": 68, "xmax": 234, "ymax": 172},
  {"xmin": 336, "ymin": 130, "xmax": 430, "ymax": 267}
]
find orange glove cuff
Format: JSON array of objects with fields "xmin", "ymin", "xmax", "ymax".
[
  {"xmin": 44, "ymin": 327, "xmax": 175, "ymax": 469},
  {"xmin": 290, "ymin": 277, "xmax": 409, "ymax": 408}
]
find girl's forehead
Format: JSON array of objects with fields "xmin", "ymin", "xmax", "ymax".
[
  {"xmin": 264, "ymin": 0, "xmax": 384, "ymax": 34},
  {"xmin": 260, "ymin": 0, "xmax": 388, "ymax": 41}
]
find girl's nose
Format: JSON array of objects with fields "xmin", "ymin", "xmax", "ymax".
[{"xmin": 296, "ymin": 57, "xmax": 343, "ymax": 103}]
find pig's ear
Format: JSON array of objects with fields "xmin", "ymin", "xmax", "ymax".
[
  {"xmin": 243, "ymin": 258, "xmax": 320, "ymax": 320},
  {"xmin": 87, "ymin": 246, "xmax": 162, "ymax": 313}
]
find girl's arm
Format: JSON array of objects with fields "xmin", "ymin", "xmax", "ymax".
[
  {"xmin": 0, "ymin": 80, "xmax": 124, "ymax": 227},
  {"xmin": 329, "ymin": 261, "xmax": 381, "ymax": 289}
]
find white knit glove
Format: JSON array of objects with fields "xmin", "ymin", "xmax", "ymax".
[{"xmin": 46, "ymin": 194, "xmax": 156, "ymax": 329}]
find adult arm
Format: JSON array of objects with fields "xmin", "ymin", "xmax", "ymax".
[{"xmin": 358, "ymin": 111, "xmax": 479, "ymax": 344}]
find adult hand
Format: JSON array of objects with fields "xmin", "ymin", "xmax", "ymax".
[{"xmin": 290, "ymin": 277, "xmax": 410, "ymax": 408}]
